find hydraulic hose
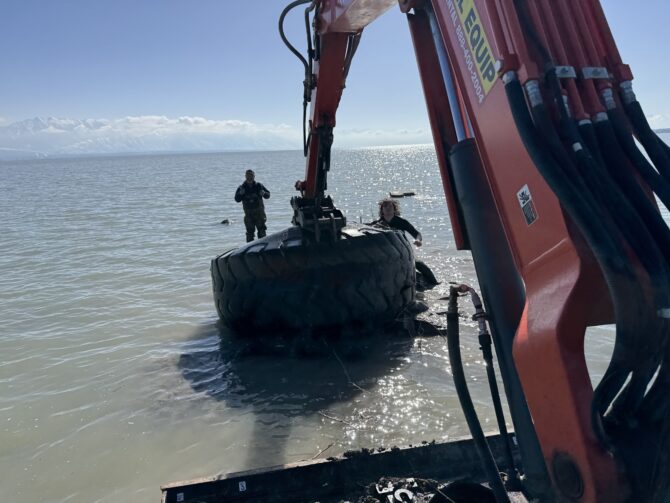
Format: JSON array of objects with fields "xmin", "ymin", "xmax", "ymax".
[
  {"xmin": 446, "ymin": 285, "xmax": 510, "ymax": 503},
  {"xmin": 659, "ymin": 136, "xmax": 670, "ymax": 159},
  {"xmin": 504, "ymin": 73, "xmax": 649, "ymax": 445},
  {"xmin": 639, "ymin": 356, "xmax": 670, "ymax": 425},
  {"xmin": 516, "ymin": 0, "xmax": 670, "ymax": 432},
  {"xmin": 512, "ymin": 2, "xmax": 670, "ymax": 496},
  {"xmin": 469, "ymin": 288, "xmax": 519, "ymax": 487},
  {"xmin": 531, "ymin": 98, "xmax": 668, "ymax": 429},
  {"xmin": 279, "ymin": 0, "xmax": 315, "ymax": 156},
  {"xmin": 510, "ymin": 71, "xmax": 670, "ymax": 501},
  {"xmin": 279, "ymin": 0, "xmax": 311, "ymax": 72},
  {"xmin": 606, "ymin": 106, "xmax": 670, "ymax": 211},
  {"xmin": 577, "ymin": 121, "xmax": 606, "ymax": 169},
  {"xmin": 622, "ymin": 98, "xmax": 670, "ymax": 181},
  {"xmin": 448, "ymin": 138, "xmax": 553, "ymax": 500},
  {"xmin": 592, "ymin": 118, "xmax": 670, "ymax": 264},
  {"xmin": 588, "ymin": 119, "xmax": 670, "ymax": 421}
]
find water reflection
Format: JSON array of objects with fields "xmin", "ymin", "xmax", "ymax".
[{"xmin": 179, "ymin": 320, "xmax": 420, "ymax": 469}]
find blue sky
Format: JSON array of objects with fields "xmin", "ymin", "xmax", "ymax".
[{"xmin": 0, "ymin": 0, "xmax": 668, "ymax": 154}]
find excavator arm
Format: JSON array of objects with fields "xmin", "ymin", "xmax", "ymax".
[
  {"xmin": 284, "ymin": 0, "xmax": 670, "ymax": 501},
  {"xmin": 299, "ymin": 0, "xmax": 397, "ymax": 199}
]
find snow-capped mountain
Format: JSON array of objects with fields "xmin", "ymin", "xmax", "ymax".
[
  {"xmin": 0, "ymin": 116, "xmax": 300, "ymax": 160},
  {"xmin": 0, "ymin": 116, "xmax": 667, "ymax": 161}
]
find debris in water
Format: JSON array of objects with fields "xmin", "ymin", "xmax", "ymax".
[{"xmin": 389, "ymin": 190, "xmax": 416, "ymax": 198}]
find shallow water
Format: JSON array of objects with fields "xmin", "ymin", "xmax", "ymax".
[{"xmin": 0, "ymin": 145, "xmax": 623, "ymax": 502}]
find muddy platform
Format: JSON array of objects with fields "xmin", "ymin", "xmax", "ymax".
[{"xmin": 161, "ymin": 433, "xmax": 526, "ymax": 503}]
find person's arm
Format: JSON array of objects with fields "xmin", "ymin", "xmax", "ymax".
[
  {"xmin": 413, "ymin": 232, "xmax": 423, "ymax": 247},
  {"xmin": 234, "ymin": 185, "xmax": 245, "ymax": 202},
  {"xmin": 394, "ymin": 216, "xmax": 422, "ymax": 246},
  {"xmin": 259, "ymin": 184, "xmax": 270, "ymax": 199}
]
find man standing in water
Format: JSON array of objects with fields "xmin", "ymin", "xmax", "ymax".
[{"xmin": 234, "ymin": 169, "xmax": 271, "ymax": 242}]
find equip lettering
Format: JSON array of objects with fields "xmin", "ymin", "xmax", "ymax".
[{"xmin": 455, "ymin": 0, "xmax": 497, "ymax": 97}]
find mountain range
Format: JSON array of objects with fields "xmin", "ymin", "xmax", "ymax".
[
  {"xmin": 0, "ymin": 116, "xmax": 299, "ymax": 160},
  {"xmin": 0, "ymin": 116, "xmax": 667, "ymax": 161}
]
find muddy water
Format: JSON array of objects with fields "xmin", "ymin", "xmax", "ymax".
[{"xmin": 0, "ymin": 146, "xmax": 622, "ymax": 502}]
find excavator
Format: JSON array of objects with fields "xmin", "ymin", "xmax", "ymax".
[{"xmin": 164, "ymin": 0, "xmax": 670, "ymax": 501}]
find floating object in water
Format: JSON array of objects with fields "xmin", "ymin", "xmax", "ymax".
[
  {"xmin": 390, "ymin": 190, "xmax": 416, "ymax": 198},
  {"xmin": 220, "ymin": 219, "xmax": 230, "ymax": 225}
]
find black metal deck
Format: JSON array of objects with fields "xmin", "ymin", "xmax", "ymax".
[{"xmin": 161, "ymin": 433, "xmax": 522, "ymax": 503}]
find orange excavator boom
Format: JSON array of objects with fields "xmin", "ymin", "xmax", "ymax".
[{"xmin": 285, "ymin": 0, "xmax": 670, "ymax": 501}]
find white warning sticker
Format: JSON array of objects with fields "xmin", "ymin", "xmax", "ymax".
[{"xmin": 517, "ymin": 184, "xmax": 538, "ymax": 226}]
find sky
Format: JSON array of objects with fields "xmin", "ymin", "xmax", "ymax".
[{"xmin": 0, "ymin": 0, "xmax": 668, "ymax": 156}]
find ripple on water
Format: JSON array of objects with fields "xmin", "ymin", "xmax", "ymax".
[{"xmin": 0, "ymin": 147, "xmax": 620, "ymax": 502}]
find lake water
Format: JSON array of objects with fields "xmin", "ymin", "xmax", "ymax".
[{"xmin": 1, "ymin": 145, "xmax": 618, "ymax": 502}]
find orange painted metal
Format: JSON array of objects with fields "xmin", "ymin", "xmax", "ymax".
[
  {"xmin": 494, "ymin": 0, "xmax": 540, "ymax": 83},
  {"xmin": 407, "ymin": 9, "xmax": 467, "ymax": 249},
  {"xmin": 302, "ymin": 1, "xmax": 644, "ymax": 498},
  {"xmin": 549, "ymin": 0, "xmax": 604, "ymax": 115},
  {"xmin": 536, "ymin": 0, "xmax": 589, "ymax": 121},
  {"xmin": 302, "ymin": 0, "xmax": 400, "ymax": 197},
  {"xmin": 303, "ymin": 32, "xmax": 349, "ymax": 197},
  {"xmin": 567, "ymin": 0, "xmax": 613, "ymax": 94},
  {"xmin": 583, "ymin": 0, "xmax": 633, "ymax": 84},
  {"xmin": 429, "ymin": 0, "xmax": 626, "ymax": 499}
]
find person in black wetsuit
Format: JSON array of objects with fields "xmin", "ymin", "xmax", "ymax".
[
  {"xmin": 371, "ymin": 198, "xmax": 439, "ymax": 287},
  {"xmin": 234, "ymin": 169, "xmax": 271, "ymax": 242}
]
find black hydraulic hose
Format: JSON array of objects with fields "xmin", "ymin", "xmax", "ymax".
[
  {"xmin": 516, "ymin": 6, "xmax": 670, "ymax": 433},
  {"xmin": 607, "ymin": 107, "xmax": 670, "ymax": 210},
  {"xmin": 470, "ymin": 293, "xmax": 519, "ymax": 486},
  {"xmin": 279, "ymin": 0, "xmax": 314, "ymax": 156},
  {"xmin": 446, "ymin": 285, "xmax": 510, "ymax": 503},
  {"xmin": 482, "ymin": 337, "xmax": 517, "ymax": 483},
  {"xmin": 448, "ymin": 138, "xmax": 554, "ymax": 500},
  {"xmin": 528, "ymin": 73, "xmax": 670, "ymax": 416},
  {"xmin": 513, "ymin": 0, "xmax": 663, "ymax": 431},
  {"xmin": 590, "ymin": 120, "xmax": 670, "ymax": 422},
  {"xmin": 640, "ymin": 354, "xmax": 670, "ymax": 423},
  {"xmin": 504, "ymin": 75, "xmax": 648, "ymax": 445},
  {"xmin": 512, "ymin": 0, "xmax": 670, "ymax": 494},
  {"xmin": 578, "ymin": 132, "xmax": 668, "ymax": 420},
  {"xmin": 304, "ymin": 1, "xmax": 315, "ymax": 69},
  {"xmin": 593, "ymin": 119, "xmax": 670, "ymax": 265},
  {"xmin": 659, "ymin": 135, "xmax": 670, "ymax": 159},
  {"xmin": 532, "ymin": 104, "xmax": 653, "ymax": 422},
  {"xmin": 624, "ymin": 100, "xmax": 670, "ymax": 180},
  {"xmin": 279, "ymin": 0, "xmax": 311, "ymax": 72},
  {"xmin": 302, "ymin": 1, "xmax": 316, "ymax": 158},
  {"xmin": 608, "ymin": 363, "xmax": 659, "ymax": 423},
  {"xmin": 342, "ymin": 33, "xmax": 361, "ymax": 81},
  {"xmin": 577, "ymin": 121, "xmax": 606, "ymax": 169},
  {"xmin": 537, "ymin": 101, "xmax": 669, "ymax": 426}
]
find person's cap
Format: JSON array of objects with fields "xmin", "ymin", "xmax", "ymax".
[{"xmin": 245, "ymin": 169, "xmax": 255, "ymax": 175}]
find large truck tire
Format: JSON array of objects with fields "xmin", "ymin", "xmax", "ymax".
[{"xmin": 211, "ymin": 225, "xmax": 416, "ymax": 333}]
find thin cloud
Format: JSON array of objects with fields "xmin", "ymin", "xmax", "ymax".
[
  {"xmin": 336, "ymin": 127, "xmax": 431, "ymax": 147},
  {"xmin": 0, "ymin": 115, "xmax": 302, "ymax": 158},
  {"xmin": 0, "ymin": 116, "xmax": 434, "ymax": 159},
  {"xmin": 646, "ymin": 114, "xmax": 669, "ymax": 128}
]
